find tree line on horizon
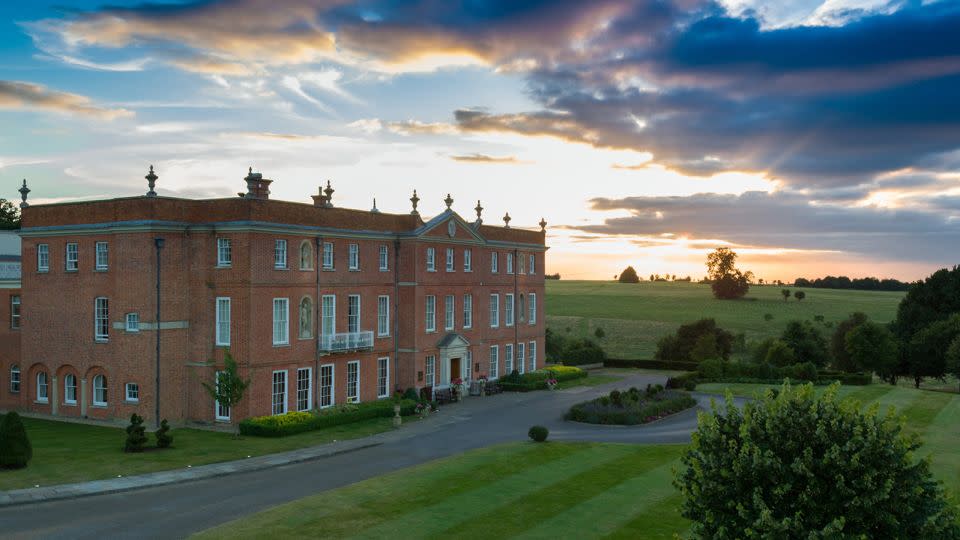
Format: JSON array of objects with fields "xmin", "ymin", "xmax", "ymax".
[{"xmin": 793, "ymin": 275, "xmax": 911, "ymax": 291}]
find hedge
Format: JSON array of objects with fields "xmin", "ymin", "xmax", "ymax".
[
  {"xmin": 500, "ymin": 366, "xmax": 587, "ymax": 392},
  {"xmin": 239, "ymin": 399, "xmax": 418, "ymax": 437},
  {"xmin": 565, "ymin": 387, "xmax": 697, "ymax": 425},
  {"xmin": 604, "ymin": 359, "xmax": 699, "ymax": 371},
  {"xmin": 666, "ymin": 371, "xmax": 873, "ymax": 392}
]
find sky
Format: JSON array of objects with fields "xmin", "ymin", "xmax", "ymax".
[{"xmin": 0, "ymin": 0, "xmax": 958, "ymax": 282}]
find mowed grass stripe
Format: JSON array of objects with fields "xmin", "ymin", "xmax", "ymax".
[
  {"xmin": 195, "ymin": 442, "xmax": 587, "ymax": 540},
  {"xmin": 840, "ymin": 383, "xmax": 894, "ymax": 404},
  {"xmin": 915, "ymin": 395, "xmax": 960, "ymax": 501},
  {"xmin": 431, "ymin": 445, "xmax": 683, "ymax": 539},
  {"xmin": 351, "ymin": 444, "xmax": 639, "ymax": 540},
  {"xmin": 511, "ymin": 458, "xmax": 682, "ymax": 540},
  {"xmin": 899, "ymin": 391, "xmax": 954, "ymax": 434},
  {"xmin": 603, "ymin": 492, "xmax": 688, "ymax": 540}
]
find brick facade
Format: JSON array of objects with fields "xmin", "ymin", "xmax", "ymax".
[{"xmin": 0, "ymin": 180, "xmax": 546, "ymax": 426}]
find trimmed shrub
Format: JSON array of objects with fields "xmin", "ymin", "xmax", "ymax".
[
  {"xmin": 500, "ymin": 366, "xmax": 587, "ymax": 392},
  {"xmin": 402, "ymin": 387, "xmax": 418, "ymax": 401},
  {"xmin": 125, "ymin": 413, "xmax": 148, "ymax": 453},
  {"xmin": 0, "ymin": 411, "xmax": 32, "ymax": 469},
  {"xmin": 697, "ymin": 358, "xmax": 725, "ymax": 379},
  {"xmin": 604, "ymin": 358, "xmax": 699, "ymax": 371},
  {"xmin": 666, "ymin": 372, "xmax": 699, "ymax": 391},
  {"xmin": 240, "ymin": 399, "xmax": 418, "ymax": 437},
  {"xmin": 528, "ymin": 425, "xmax": 549, "ymax": 442},
  {"xmin": 155, "ymin": 419, "xmax": 174, "ymax": 449}
]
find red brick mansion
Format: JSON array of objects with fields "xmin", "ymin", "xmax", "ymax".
[{"xmin": 0, "ymin": 170, "xmax": 546, "ymax": 425}]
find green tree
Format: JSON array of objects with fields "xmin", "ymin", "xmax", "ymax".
[
  {"xmin": 892, "ymin": 266, "xmax": 960, "ymax": 382},
  {"xmin": 689, "ymin": 333, "xmax": 719, "ymax": 362},
  {"xmin": 780, "ymin": 320, "xmax": 830, "ymax": 367},
  {"xmin": 202, "ymin": 350, "xmax": 251, "ymax": 436},
  {"xmin": 764, "ymin": 339, "xmax": 796, "ymax": 367},
  {"xmin": 781, "ymin": 289, "xmax": 790, "ymax": 301},
  {"xmin": 907, "ymin": 314, "xmax": 960, "ymax": 388},
  {"xmin": 831, "ymin": 312, "xmax": 869, "ymax": 372},
  {"xmin": 706, "ymin": 247, "xmax": 751, "ymax": 300},
  {"xmin": 675, "ymin": 384, "xmax": 959, "ymax": 539},
  {"xmin": 845, "ymin": 321, "xmax": 897, "ymax": 382},
  {"xmin": 0, "ymin": 199, "xmax": 19, "ymax": 230},
  {"xmin": 618, "ymin": 266, "xmax": 639, "ymax": 283},
  {"xmin": 946, "ymin": 336, "xmax": 960, "ymax": 393},
  {"xmin": 0, "ymin": 411, "xmax": 32, "ymax": 468},
  {"xmin": 794, "ymin": 290, "xmax": 806, "ymax": 301},
  {"xmin": 655, "ymin": 318, "xmax": 733, "ymax": 362}
]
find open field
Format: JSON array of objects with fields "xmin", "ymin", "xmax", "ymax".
[
  {"xmin": 0, "ymin": 416, "xmax": 402, "ymax": 491},
  {"xmin": 546, "ymin": 280, "xmax": 905, "ymax": 359},
  {"xmin": 195, "ymin": 382, "xmax": 960, "ymax": 539}
]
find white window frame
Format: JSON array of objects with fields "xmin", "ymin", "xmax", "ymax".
[
  {"xmin": 37, "ymin": 372, "xmax": 49, "ymax": 403},
  {"xmin": 95, "ymin": 241, "xmax": 109, "ymax": 271},
  {"xmin": 37, "ymin": 243, "xmax": 49, "ymax": 272},
  {"xmin": 377, "ymin": 357, "xmax": 390, "ymax": 398},
  {"xmin": 426, "ymin": 247, "xmax": 436, "ymax": 272},
  {"xmin": 274, "ymin": 239, "xmax": 288, "ymax": 269},
  {"xmin": 347, "ymin": 294, "xmax": 361, "ymax": 333},
  {"xmin": 216, "ymin": 297, "xmax": 231, "ymax": 345},
  {"xmin": 464, "ymin": 249, "xmax": 472, "ymax": 272},
  {"xmin": 529, "ymin": 254, "xmax": 536, "ymax": 275},
  {"xmin": 322, "ymin": 295, "xmax": 336, "ymax": 337},
  {"xmin": 125, "ymin": 382, "xmax": 139, "ymax": 403},
  {"xmin": 66, "ymin": 242, "xmax": 79, "ymax": 271},
  {"xmin": 217, "ymin": 238, "xmax": 231, "ymax": 267},
  {"xmin": 446, "ymin": 248, "xmax": 454, "ymax": 272},
  {"xmin": 505, "ymin": 344, "xmax": 514, "ymax": 374},
  {"xmin": 505, "ymin": 293, "xmax": 515, "ymax": 327},
  {"xmin": 445, "ymin": 295, "xmax": 455, "ymax": 331},
  {"xmin": 322, "ymin": 242, "xmax": 334, "ymax": 270},
  {"xmin": 379, "ymin": 244, "xmax": 389, "ymax": 271},
  {"xmin": 215, "ymin": 370, "xmax": 230, "ymax": 420},
  {"xmin": 272, "ymin": 370, "xmax": 287, "ymax": 415},
  {"xmin": 348, "ymin": 243, "xmax": 360, "ymax": 270},
  {"xmin": 518, "ymin": 342, "xmax": 526, "ymax": 374},
  {"xmin": 377, "ymin": 295, "xmax": 390, "ymax": 337},
  {"xmin": 11, "ymin": 295, "xmax": 21, "ymax": 330},
  {"xmin": 425, "ymin": 355, "xmax": 436, "ymax": 387},
  {"xmin": 507, "ymin": 252, "xmax": 514, "ymax": 274},
  {"xmin": 95, "ymin": 297, "xmax": 109, "ymax": 341},
  {"xmin": 464, "ymin": 350, "xmax": 473, "ymax": 382},
  {"xmin": 490, "ymin": 294, "xmax": 500, "ymax": 328},
  {"xmin": 489, "ymin": 346, "xmax": 499, "ymax": 380},
  {"xmin": 93, "ymin": 374, "xmax": 107, "ymax": 406},
  {"xmin": 491, "ymin": 252, "xmax": 498, "ymax": 273},
  {"xmin": 347, "ymin": 360, "xmax": 360, "ymax": 403},
  {"xmin": 529, "ymin": 293, "xmax": 537, "ymax": 325},
  {"xmin": 10, "ymin": 365, "xmax": 20, "ymax": 393},
  {"xmin": 273, "ymin": 298, "xmax": 289, "ymax": 345},
  {"xmin": 425, "ymin": 295, "xmax": 436, "ymax": 333},
  {"xmin": 529, "ymin": 341, "xmax": 537, "ymax": 372},
  {"xmin": 64, "ymin": 374, "xmax": 77, "ymax": 404},
  {"xmin": 319, "ymin": 364, "xmax": 335, "ymax": 408},
  {"xmin": 297, "ymin": 367, "xmax": 312, "ymax": 412},
  {"xmin": 463, "ymin": 294, "xmax": 473, "ymax": 329},
  {"xmin": 126, "ymin": 313, "xmax": 140, "ymax": 333}
]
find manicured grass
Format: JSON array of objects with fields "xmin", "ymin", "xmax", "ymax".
[
  {"xmin": 555, "ymin": 374, "xmax": 621, "ymax": 390},
  {"xmin": 546, "ymin": 280, "xmax": 904, "ymax": 359},
  {"xmin": 194, "ymin": 442, "xmax": 690, "ymax": 540},
  {"xmin": 0, "ymin": 416, "xmax": 401, "ymax": 491}
]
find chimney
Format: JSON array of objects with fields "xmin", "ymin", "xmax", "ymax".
[{"xmin": 244, "ymin": 167, "xmax": 272, "ymax": 200}]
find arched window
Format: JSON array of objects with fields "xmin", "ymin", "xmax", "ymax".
[
  {"xmin": 299, "ymin": 296, "xmax": 314, "ymax": 339},
  {"xmin": 64, "ymin": 374, "xmax": 77, "ymax": 404},
  {"xmin": 300, "ymin": 241, "xmax": 314, "ymax": 270},
  {"xmin": 36, "ymin": 371, "xmax": 48, "ymax": 402},
  {"xmin": 93, "ymin": 374, "xmax": 107, "ymax": 406},
  {"xmin": 9, "ymin": 364, "xmax": 19, "ymax": 393}
]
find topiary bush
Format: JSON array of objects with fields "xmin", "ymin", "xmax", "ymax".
[
  {"xmin": 675, "ymin": 383, "xmax": 960, "ymax": 538},
  {"xmin": 528, "ymin": 425, "xmax": 549, "ymax": 442},
  {"xmin": 0, "ymin": 411, "xmax": 33, "ymax": 469},
  {"xmin": 402, "ymin": 387, "xmax": 418, "ymax": 401},
  {"xmin": 125, "ymin": 413, "xmax": 148, "ymax": 453},
  {"xmin": 155, "ymin": 419, "xmax": 174, "ymax": 449}
]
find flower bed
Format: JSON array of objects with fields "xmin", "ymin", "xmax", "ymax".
[
  {"xmin": 499, "ymin": 366, "xmax": 587, "ymax": 392},
  {"xmin": 564, "ymin": 386, "xmax": 697, "ymax": 425},
  {"xmin": 240, "ymin": 399, "xmax": 418, "ymax": 437}
]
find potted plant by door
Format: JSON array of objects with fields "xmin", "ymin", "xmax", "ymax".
[
  {"xmin": 546, "ymin": 378, "xmax": 559, "ymax": 390},
  {"xmin": 452, "ymin": 378, "xmax": 465, "ymax": 401}
]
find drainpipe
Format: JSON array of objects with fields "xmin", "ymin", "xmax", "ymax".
[
  {"xmin": 514, "ymin": 248, "xmax": 519, "ymax": 372},
  {"xmin": 393, "ymin": 238, "xmax": 401, "ymax": 392},
  {"xmin": 154, "ymin": 237, "xmax": 165, "ymax": 428},
  {"xmin": 315, "ymin": 236, "xmax": 322, "ymax": 409}
]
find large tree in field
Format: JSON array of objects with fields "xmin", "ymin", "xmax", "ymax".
[
  {"xmin": 675, "ymin": 384, "xmax": 959, "ymax": 539},
  {"xmin": 907, "ymin": 314, "xmax": 960, "ymax": 388},
  {"xmin": 0, "ymin": 199, "xmax": 19, "ymax": 230},
  {"xmin": 845, "ymin": 321, "xmax": 898, "ymax": 382},
  {"xmin": 618, "ymin": 266, "xmax": 639, "ymax": 283},
  {"xmin": 705, "ymin": 247, "xmax": 751, "ymax": 300},
  {"xmin": 892, "ymin": 266, "xmax": 960, "ymax": 385}
]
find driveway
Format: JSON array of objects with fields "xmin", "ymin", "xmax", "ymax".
[{"xmin": 1, "ymin": 371, "xmax": 724, "ymax": 539}]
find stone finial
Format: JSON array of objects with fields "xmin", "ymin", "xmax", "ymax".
[
  {"xmin": 323, "ymin": 180, "xmax": 334, "ymax": 207},
  {"xmin": 371, "ymin": 197, "xmax": 380, "ymax": 213},
  {"xmin": 410, "ymin": 189, "xmax": 420, "ymax": 215},
  {"xmin": 503, "ymin": 212, "xmax": 511, "ymax": 228},
  {"xmin": 475, "ymin": 200, "xmax": 483, "ymax": 224},
  {"xmin": 18, "ymin": 179, "xmax": 30, "ymax": 209},
  {"xmin": 145, "ymin": 165, "xmax": 158, "ymax": 197},
  {"xmin": 539, "ymin": 217, "xmax": 547, "ymax": 232},
  {"xmin": 444, "ymin": 193, "xmax": 454, "ymax": 210}
]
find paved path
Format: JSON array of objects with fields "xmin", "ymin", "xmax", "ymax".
[{"xmin": 0, "ymin": 372, "xmax": 726, "ymax": 539}]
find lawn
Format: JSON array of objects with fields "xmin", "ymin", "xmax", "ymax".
[
  {"xmin": 194, "ymin": 442, "xmax": 690, "ymax": 540},
  {"xmin": 0, "ymin": 416, "xmax": 400, "ymax": 491},
  {"xmin": 546, "ymin": 280, "xmax": 904, "ymax": 359}
]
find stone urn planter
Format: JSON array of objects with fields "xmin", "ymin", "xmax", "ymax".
[{"xmin": 392, "ymin": 403, "xmax": 402, "ymax": 428}]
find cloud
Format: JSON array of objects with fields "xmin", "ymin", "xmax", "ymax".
[
  {"xmin": 280, "ymin": 75, "xmax": 333, "ymax": 113},
  {"xmin": 386, "ymin": 120, "xmax": 459, "ymax": 136},
  {"xmin": 0, "ymin": 80, "xmax": 133, "ymax": 120},
  {"xmin": 450, "ymin": 153, "xmax": 521, "ymax": 164}
]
